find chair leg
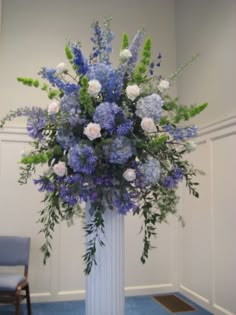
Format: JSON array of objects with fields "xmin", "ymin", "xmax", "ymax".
[
  {"xmin": 25, "ymin": 284, "xmax": 32, "ymax": 315},
  {"xmin": 15, "ymin": 290, "xmax": 21, "ymax": 315}
]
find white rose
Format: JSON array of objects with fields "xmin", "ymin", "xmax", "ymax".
[
  {"xmin": 48, "ymin": 101, "xmax": 60, "ymax": 115},
  {"xmin": 88, "ymin": 80, "xmax": 102, "ymax": 97},
  {"xmin": 185, "ymin": 141, "xmax": 197, "ymax": 153},
  {"xmin": 126, "ymin": 84, "xmax": 140, "ymax": 101},
  {"xmin": 158, "ymin": 80, "xmax": 170, "ymax": 92},
  {"xmin": 120, "ymin": 49, "xmax": 132, "ymax": 61},
  {"xmin": 56, "ymin": 62, "xmax": 68, "ymax": 74},
  {"xmin": 123, "ymin": 169, "xmax": 136, "ymax": 182},
  {"xmin": 83, "ymin": 123, "xmax": 101, "ymax": 141},
  {"xmin": 53, "ymin": 161, "xmax": 67, "ymax": 177},
  {"xmin": 141, "ymin": 117, "xmax": 157, "ymax": 133}
]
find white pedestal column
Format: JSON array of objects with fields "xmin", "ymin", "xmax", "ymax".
[{"xmin": 86, "ymin": 208, "xmax": 125, "ymax": 315}]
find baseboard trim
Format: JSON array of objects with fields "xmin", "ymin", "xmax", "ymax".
[{"xmin": 30, "ymin": 283, "xmax": 176, "ymax": 303}]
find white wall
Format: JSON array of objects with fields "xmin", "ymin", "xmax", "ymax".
[
  {"xmin": 0, "ymin": 0, "xmax": 176, "ymax": 118},
  {"xmin": 175, "ymin": 0, "xmax": 236, "ymax": 127},
  {"xmin": 175, "ymin": 1, "xmax": 236, "ymax": 314},
  {"xmin": 0, "ymin": 0, "xmax": 178, "ymax": 302}
]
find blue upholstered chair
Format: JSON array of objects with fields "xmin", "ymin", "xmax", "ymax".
[{"xmin": 0, "ymin": 236, "xmax": 32, "ymax": 315}]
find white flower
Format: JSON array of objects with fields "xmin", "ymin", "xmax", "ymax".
[
  {"xmin": 158, "ymin": 80, "xmax": 170, "ymax": 92},
  {"xmin": 20, "ymin": 149, "xmax": 31, "ymax": 157},
  {"xmin": 185, "ymin": 141, "xmax": 197, "ymax": 153},
  {"xmin": 126, "ymin": 84, "xmax": 140, "ymax": 101},
  {"xmin": 56, "ymin": 62, "xmax": 68, "ymax": 74},
  {"xmin": 83, "ymin": 122, "xmax": 102, "ymax": 141},
  {"xmin": 120, "ymin": 49, "xmax": 132, "ymax": 61},
  {"xmin": 88, "ymin": 79, "xmax": 102, "ymax": 97},
  {"xmin": 123, "ymin": 169, "xmax": 136, "ymax": 182},
  {"xmin": 48, "ymin": 101, "xmax": 60, "ymax": 115},
  {"xmin": 53, "ymin": 161, "xmax": 67, "ymax": 177},
  {"xmin": 141, "ymin": 117, "xmax": 157, "ymax": 133}
]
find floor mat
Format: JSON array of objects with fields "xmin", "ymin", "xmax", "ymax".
[{"xmin": 153, "ymin": 294, "xmax": 196, "ymax": 313}]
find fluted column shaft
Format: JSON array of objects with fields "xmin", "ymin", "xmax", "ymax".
[{"xmin": 86, "ymin": 208, "xmax": 125, "ymax": 315}]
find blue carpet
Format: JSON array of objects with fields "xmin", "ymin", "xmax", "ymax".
[{"xmin": 0, "ymin": 293, "xmax": 213, "ymax": 315}]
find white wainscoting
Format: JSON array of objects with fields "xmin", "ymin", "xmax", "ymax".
[
  {"xmin": 179, "ymin": 115, "xmax": 236, "ymax": 315},
  {"xmin": 0, "ymin": 126, "xmax": 178, "ymax": 302}
]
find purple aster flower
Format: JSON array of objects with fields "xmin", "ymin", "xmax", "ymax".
[
  {"xmin": 136, "ymin": 94, "xmax": 163, "ymax": 123},
  {"xmin": 162, "ymin": 166, "xmax": 184, "ymax": 189},
  {"xmin": 33, "ymin": 177, "xmax": 55, "ymax": 192},
  {"xmin": 68, "ymin": 144, "xmax": 97, "ymax": 174},
  {"xmin": 59, "ymin": 185, "xmax": 77, "ymax": 206}
]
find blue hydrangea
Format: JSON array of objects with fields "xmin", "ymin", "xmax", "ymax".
[
  {"xmin": 136, "ymin": 94, "xmax": 163, "ymax": 122},
  {"xmin": 108, "ymin": 136, "xmax": 134, "ymax": 164},
  {"xmin": 93, "ymin": 102, "xmax": 121, "ymax": 133},
  {"xmin": 60, "ymin": 93, "xmax": 83, "ymax": 127},
  {"xmin": 68, "ymin": 144, "xmax": 97, "ymax": 174},
  {"xmin": 87, "ymin": 63, "xmax": 123, "ymax": 102},
  {"xmin": 138, "ymin": 156, "xmax": 161, "ymax": 186},
  {"xmin": 116, "ymin": 120, "xmax": 133, "ymax": 136},
  {"xmin": 164, "ymin": 124, "xmax": 198, "ymax": 140},
  {"xmin": 56, "ymin": 129, "xmax": 78, "ymax": 150}
]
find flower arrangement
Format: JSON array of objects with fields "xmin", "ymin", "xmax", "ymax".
[{"xmin": 0, "ymin": 18, "xmax": 207, "ymax": 275}]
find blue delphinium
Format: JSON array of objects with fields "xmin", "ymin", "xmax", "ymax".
[
  {"xmin": 164, "ymin": 124, "xmax": 198, "ymax": 140},
  {"xmin": 26, "ymin": 108, "xmax": 47, "ymax": 139},
  {"xmin": 70, "ymin": 43, "xmax": 89, "ymax": 75},
  {"xmin": 136, "ymin": 94, "xmax": 163, "ymax": 122},
  {"xmin": 40, "ymin": 68, "xmax": 79, "ymax": 95},
  {"xmin": 68, "ymin": 144, "xmax": 97, "ymax": 174},
  {"xmin": 138, "ymin": 156, "xmax": 161, "ymax": 186}
]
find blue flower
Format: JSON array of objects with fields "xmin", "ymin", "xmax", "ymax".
[
  {"xmin": 68, "ymin": 144, "xmax": 97, "ymax": 174},
  {"xmin": 26, "ymin": 108, "xmax": 47, "ymax": 139},
  {"xmin": 138, "ymin": 156, "xmax": 161, "ymax": 186},
  {"xmin": 93, "ymin": 102, "xmax": 121, "ymax": 133},
  {"xmin": 164, "ymin": 124, "xmax": 198, "ymax": 140},
  {"xmin": 60, "ymin": 93, "xmax": 83, "ymax": 127},
  {"xmin": 136, "ymin": 94, "xmax": 163, "ymax": 122},
  {"xmin": 87, "ymin": 63, "xmax": 123, "ymax": 102},
  {"xmin": 70, "ymin": 43, "xmax": 89, "ymax": 75},
  {"xmin": 33, "ymin": 177, "xmax": 55, "ymax": 192},
  {"xmin": 108, "ymin": 136, "xmax": 134, "ymax": 164},
  {"xmin": 162, "ymin": 167, "xmax": 184, "ymax": 189}
]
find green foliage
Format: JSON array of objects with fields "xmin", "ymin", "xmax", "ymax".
[
  {"xmin": 79, "ymin": 76, "xmax": 94, "ymax": 115},
  {"xmin": 83, "ymin": 206, "xmax": 105, "ymax": 275},
  {"xmin": 132, "ymin": 37, "xmax": 152, "ymax": 84},
  {"xmin": 17, "ymin": 77, "xmax": 60, "ymax": 100},
  {"xmin": 65, "ymin": 44, "xmax": 73, "ymax": 62},
  {"xmin": 20, "ymin": 151, "xmax": 53, "ymax": 165},
  {"xmin": 121, "ymin": 33, "xmax": 129, "ymax": 50}
]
